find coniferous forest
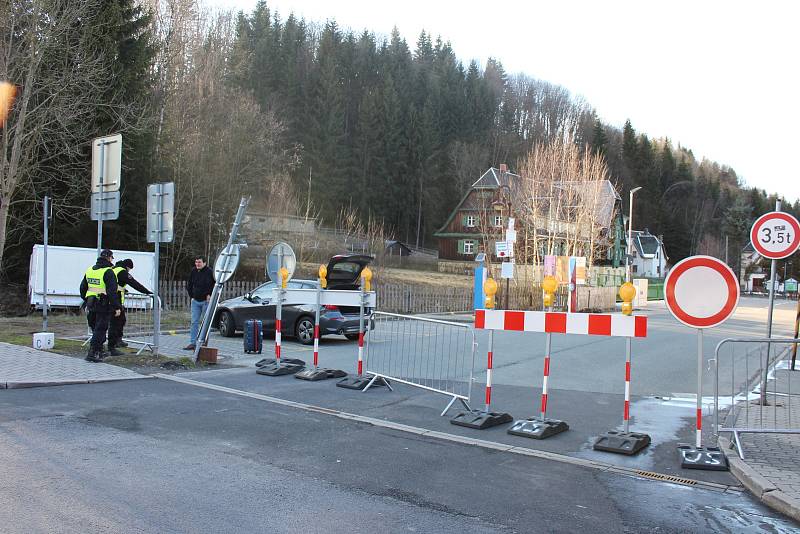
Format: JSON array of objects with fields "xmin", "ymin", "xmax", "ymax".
[{"xmin": 2, "ymin": 0, "xmax": 798, "ymax": 283}]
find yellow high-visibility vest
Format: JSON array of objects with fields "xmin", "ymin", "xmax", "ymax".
[
  {"xmin": 85, "ymin": 266, "xmax": 111, "ymax": 298},
  {"xmin": 112, "ymin": 266, "xmax": 127, "ymax": 305}
]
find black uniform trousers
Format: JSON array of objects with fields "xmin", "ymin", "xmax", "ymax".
[
  {"xmin": 108, "ymin": 308, "xmax": 127, "ymax": 348},
  {"xmin": 90, "ymin": 311, "xmax": 112, "ymax": 352}
]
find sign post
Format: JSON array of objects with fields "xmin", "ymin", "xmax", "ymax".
[
  {"xmin": 749, "ymin": 204, "xmax": 800, "ymax": 401},
  {"xmin": 665, "ymin": 255, "xmax": 739, "ymax": 470},
  {"xmin": 91, "ymin": 134, "xmax": 122, "ymax": 256},
  {"xmin": 146, "ymin": 182, "xmax": 175, "ymax": 356}
]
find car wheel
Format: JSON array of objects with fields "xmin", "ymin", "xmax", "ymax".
[
  {"xmin": 345, "ymin": 333, "xmax": 360, "ymax": 341},
  {"xmin": 295, "ymin": 316, "xmax": 314, "ymax": 345},
  {"xmin": 218, "ymin": 311, "xmax": 236, "ymax": 337}
]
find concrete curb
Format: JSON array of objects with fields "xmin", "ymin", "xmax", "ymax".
[
  {"xmin": 719, "ymin": 436, "xmax": 800, "ymax": 524},
  {"xmin": 2, "ymin": 375, "xmax": 151, "ymax": 390}
]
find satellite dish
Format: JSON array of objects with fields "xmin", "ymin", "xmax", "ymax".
[
  {"xmin": 213, "ymin": 244, "xmax": 240, "ymax": 283},
  {"xmin": 266, "ymin": 242, "xmax": 296, "ymax": 283}
]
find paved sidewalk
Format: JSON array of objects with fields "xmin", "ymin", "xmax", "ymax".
[
  {"xmin": 0, "ymin": 342, "xmax": 145, "ymax": 389},
  {"xmin": 720, "ymin": 365, "xmax": 800, "ymax": 523}
]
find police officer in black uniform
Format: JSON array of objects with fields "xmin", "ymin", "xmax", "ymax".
[
  {"xmin": 79, "ymin": 249, "xmax": 121, "ymax": 362},
  {"xmin": 108, "ymin": 259, "xmax": 152, "ymax": 355}
]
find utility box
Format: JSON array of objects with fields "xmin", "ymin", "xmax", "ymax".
[{"xmin": 32, "ymin": 332, "xmax": 54, "ymax": 350}]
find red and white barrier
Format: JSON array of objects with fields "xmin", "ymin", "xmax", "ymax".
[{"xmin": 475, "ymin": 309, "xmax": 647, "ymax": 338}]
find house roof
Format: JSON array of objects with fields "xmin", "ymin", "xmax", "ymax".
[
  {"xmin": 471, "ymin": 167, "xmax": 520, "ymax": 189},
  {"xmin": 630, "ymin": 229, "xmax": 664, "ymax": 258}
]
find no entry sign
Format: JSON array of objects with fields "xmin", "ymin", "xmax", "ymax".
[
  {"xmin": 750, "ymin": 211, "xmax": 800, "ymax": 260},
  {"xmin": 664, "ymin": 255, "xmax": 739, "ymax": 329}
]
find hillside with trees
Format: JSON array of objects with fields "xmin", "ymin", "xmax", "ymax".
[{"xmin": 2, "ymin": 0, "xmax": 798, "ymax": 283}]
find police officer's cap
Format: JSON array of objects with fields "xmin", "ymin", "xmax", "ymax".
[{"xmin": 100, "ymin": 248, "xmax": 114, "ymax": 259}]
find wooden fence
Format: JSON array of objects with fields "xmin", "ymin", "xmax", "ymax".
[{"xmin": 158, "ymin": 281, "xmax": 615, "ymax": 314}]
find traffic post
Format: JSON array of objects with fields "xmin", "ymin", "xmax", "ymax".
[
  {"xmin": 338, "ymin": 268, "xmax": 388, "ymax": 390},
  {"xmin": 593, "ymin": 281, "xmax": 651, "ymax": 455},
  {"xmin": 295, "ymin": 264, "xmax": 347, "ymax": 381},
  {"xmin": 507, "ymin": 275, "xmax": 569, "ymax": 439},
  {"xmin": 665, "ymin": 255, "xmax": 739, "ymax": 470},
  {"xmin": 750, "ymin": 205, "xmax": 800, "ymax": 401},
  {"xmin": 450, "ymin": 277, "xmax": 514, "ymax": 429},
  {"xmin": 257, "ymin": 264, "xmax": 305, "ymax": 376}
]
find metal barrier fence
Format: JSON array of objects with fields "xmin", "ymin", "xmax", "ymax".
[
  {"xmin": 80, "ymin": 295, "xmax": 161, "ymax": 355},
  {"xmin": 363, "ymin": 312, "xmax": 476, "ymax": 415},
  {"xmin": 714, "ymin": 337, "xmax": 800, "ymax": 459}
]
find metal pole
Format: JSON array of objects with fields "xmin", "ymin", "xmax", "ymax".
[
  {"xmin": 97, "ymin": 142, "xmax": 105, "ymax": 256},
  {"xmin": 42, "ymin": 195, "xmax": 49, "ymax": 332},
  {"xmin": 627, "ymin": 191, "xmax": 634, "ymax": 283},
  {"xmin": 152, "ymin": 184, "xmax": 162, "ymax": 356},
  {"xmin": 624, "ymin": 337, "xmax": 632, "ymax": 433},
  {"xmin": 793, "ymin": 296, "xmax": 800, "ymax": 370},
  {"xmin": 357, "ymin": 275, "xmax": 366, "ymax": 376},
  {"xmin": 193, "ymin": 197, "xmax": 249, "ymax": 362},
  {"xmin": 313, "ymin": 279, "xmax": 321, "ymax": 370},
  {"xmin": 761, "ymin": 199, "xmax": 781, "ymax": 403},
  {"xmin": 540, "ymin": 332, "xmax": 552, "ymax": 422},
  {"xmin": 696, "ymin": 328, "xmax": 703, "ymax": 448},
  {"xmin": 485, "ymin": 329, "xmax": 494, "ymax": 413}
]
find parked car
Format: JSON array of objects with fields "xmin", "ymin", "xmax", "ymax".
[{"xmin": 213, "ymin": 254, "xmax": 373, "ymax": 345}]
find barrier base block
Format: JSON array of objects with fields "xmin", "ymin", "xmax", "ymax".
[
  {"xmin": 450, "ymin": 410, "xmax": 513, "ymax": 430},
  {"xmin": 677, "ymin": 444, "xmax": 729, "ymax": 471},
  {"xmin": 295, "ymin": 368, "xmax": 347, "ymax": 381},
  {"xmin": 336, "ymin": 375, "xmax": 372, "ymax": 390},
  {"xmin": 593, "ymin": 430, "xmax": 651, "ymax": 455},
  {"xmin": 256, "ymin": 358, "xmax": 305, "ymax": 376},
  {"xmin": 508, "ymin": 418, "xmax": 569, "ymax": 440}
]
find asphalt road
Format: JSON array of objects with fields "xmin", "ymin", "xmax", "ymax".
[{"xmin": 1, "ymin": 377, "xmax": 797, "ymax": 533}]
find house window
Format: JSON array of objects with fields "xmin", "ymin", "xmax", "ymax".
[
  {"xmin": 493, "ymin": 215, "xmax": 503, "ymax": 227},
  {"xmin": 464, "ymin": 240, "xmax": 475, "ymax": 254},
  {"xmin": 465, "ymin": 215, "xmax": 477, "ymax": 228}
]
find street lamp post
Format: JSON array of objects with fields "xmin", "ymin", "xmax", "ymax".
[{"xmin": 626, "ymin": 186, "xmax": 643, "ymax": 283}]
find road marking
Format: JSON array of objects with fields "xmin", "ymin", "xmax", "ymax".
[{"xmin": 153, "ymin": 373, "xmax": 740, "ymax": 494}]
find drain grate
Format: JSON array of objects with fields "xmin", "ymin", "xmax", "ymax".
[{"xmin": 634, "ymin": 470, "xmax": 698, "ymax": 486}]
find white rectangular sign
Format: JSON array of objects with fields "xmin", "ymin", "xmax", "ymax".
[
  {"xmin": 147, "ymin": 182, "xmax": 175, "ymax": 243},
  {"xmin": 273, "ymin": 288, "xmax": 377, "ymax": 308},
  {"xmin": 501, "ymin": 261, "xmax": 514, "ymax": 279},
  {"xmin": 91, "ymin": 133, "xmax": 122, "ymax": 193},
  {"xmin": 495, "ymin": 240, "xmax": 509, "ymax": 258},
  {"xmin": 505, "ymin": 229, "xmax": 517, "ymax": 243}
]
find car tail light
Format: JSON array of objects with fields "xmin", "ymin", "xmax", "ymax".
[{"xmin": 324, "ymin": 305, "xmax": 339, "ymax": 311}]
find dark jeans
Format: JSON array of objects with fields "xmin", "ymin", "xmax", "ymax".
[
  {"xmin": 90, "ymin": 311, "xmax": 111, "ymax": 351},
  {"xmin": 109, "ymin": 308, "xmax": 127, "ymax": 348}
]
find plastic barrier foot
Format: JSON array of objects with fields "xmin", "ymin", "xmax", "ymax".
[
  {"xmin": 295, "ymin": 368, "xmax": 347, "ymax": 381},
  {"xmin": 450, "ymin": 410, "xmax": 513, "ymax": 430},
  {"xmin": 255, "ymin": 358, "xmax": 305, "ymax": 376},
  {"xmin": 508, "ymin": 418, "xmax": 569, "ymax": 440},
  {"xmin": 593, "ymin": 430, "xmax": 651, "ymax": 455},
  {"xmin": 677, "ymin": 444, "xmax": 729, "ymax": 470},
  {"xmin": 336, "ymin": 375, "xmax": 374, "ymax": 390}
]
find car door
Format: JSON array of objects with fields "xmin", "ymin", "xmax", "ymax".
[
  {"xmin": 280, "ymin": 280, "xmax": 309, "ymax": 334},
  {"xmin": 243, "ymin": 282, "xmax": 276, "ymax": 329}
]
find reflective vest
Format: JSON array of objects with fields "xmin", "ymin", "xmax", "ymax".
[
  {"xmin": 112, "ymin": 266, "xmax": 127, "ymax": 305},
  {"xmin": 85, "ymin": 266, "xmax": 111, "ymax": 298}
]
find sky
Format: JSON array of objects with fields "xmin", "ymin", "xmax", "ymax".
[{"xmin": 210, "ymin": 0, "xmax": 800, "ymax": 203}]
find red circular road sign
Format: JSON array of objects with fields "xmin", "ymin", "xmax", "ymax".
[
  {"xmin": 750, "ymin": 211, "xmax": 800, "ymax": 260},
  {"xmin": 664, "ymin": 255, "xmax": 739, "ymax": 329}
]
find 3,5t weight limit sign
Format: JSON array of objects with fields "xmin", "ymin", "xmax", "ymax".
[{"xmin": 750, "ymin": 211, "xmax": 800, "ymax": 260}]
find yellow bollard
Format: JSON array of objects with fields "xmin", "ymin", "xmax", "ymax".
[
  {"xmin": 484, "ymin": 278, "xmax": 498, "ymax": 309},
  {"xmin": 279, "ymin": 267, "xmax": 289, "ymax": 289},
  {"xmin": 619, "ymin": 282, "xmax": 636, "ymax": 316},
  {"xmin": 319, "ymin": 264, "xmax": 328, "ymax": 289},
  {"xmin": 542, "ymin": 275, "xmax": 557, "ymax": 309},
  {"xmin": 362, "ymin": 267, "xmax": 373, "ymax": 292}
]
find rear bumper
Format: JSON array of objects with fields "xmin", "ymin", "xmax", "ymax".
[{"xmin": 320, "ymin": 315, "xmax": 373, "ymax": 336}]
